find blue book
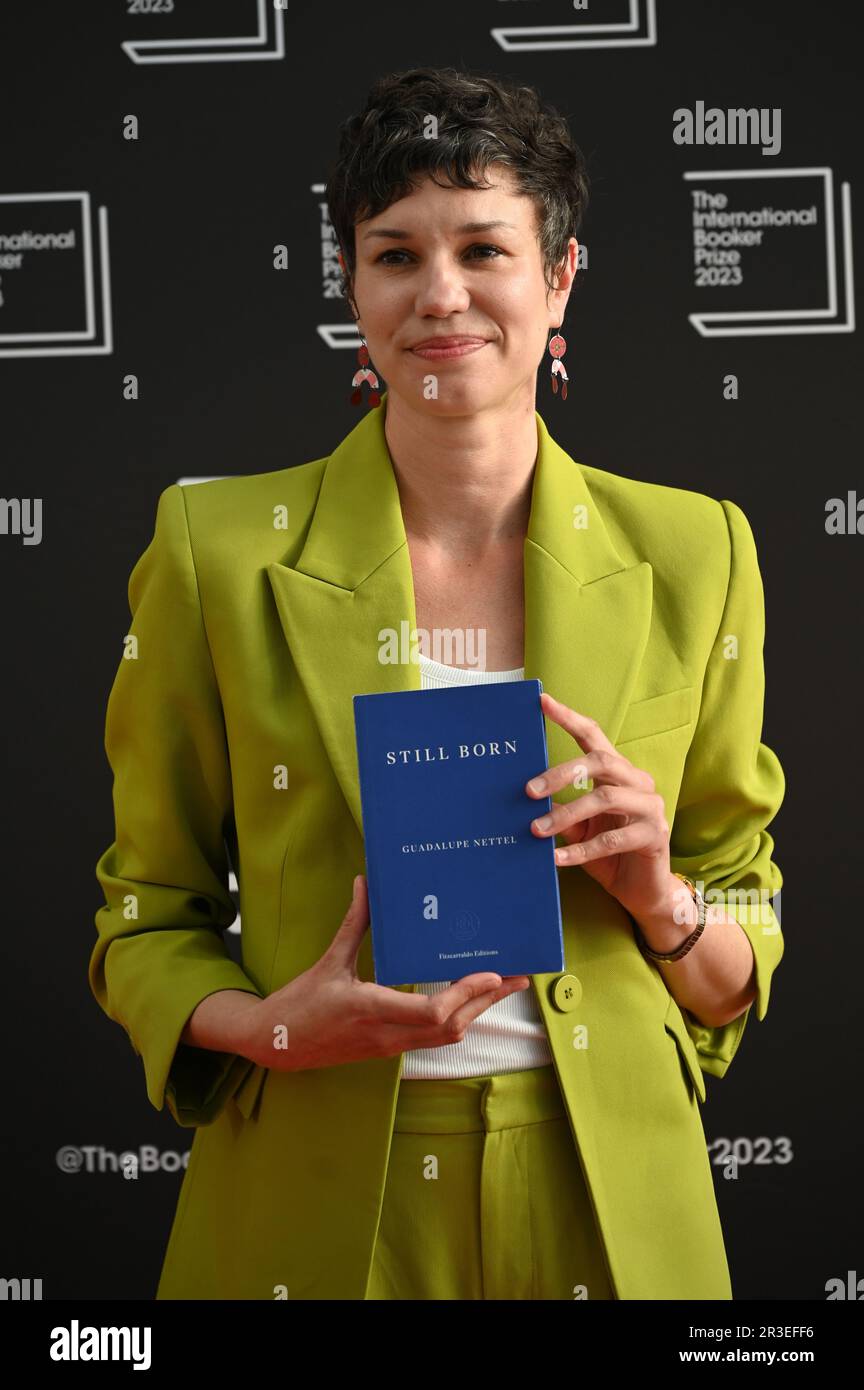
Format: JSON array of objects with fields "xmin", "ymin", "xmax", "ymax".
[{"xmin": 352, "ymin": 679, "xmax": 565, "ymax": 987}]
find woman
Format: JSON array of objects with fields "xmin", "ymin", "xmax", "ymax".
[{"xmin": 90, "ymin": 66, "xmax": 785, "ymax": 1301}]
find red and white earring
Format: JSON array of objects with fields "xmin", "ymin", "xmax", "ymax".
[
  {"xmin": 350, "ymin": 336, "xmax": 381, "ymax": 408},
  {"xmin": 548, "ymin": 329, "xmax": 568, "ymax": 401},
  {"xmin": 337, "ymin": 250, "xmax": 382, "ymax": 411}
]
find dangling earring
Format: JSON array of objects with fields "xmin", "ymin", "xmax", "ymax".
[
  {"xmin": 548, "ymin": 329, "xmax": 568, "ymax": 401},
  {"xmin": 350, "ymin": 336, "xmax": 381, "ymax": 408}
]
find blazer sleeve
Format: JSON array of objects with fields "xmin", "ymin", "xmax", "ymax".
[
  {"xmin": 90, "ymin": 482, "xmax": 264, "ymax": 1128},
  {"xmin": 668, "ymin": 497, "xmax": 785, "ymax": 1080}
]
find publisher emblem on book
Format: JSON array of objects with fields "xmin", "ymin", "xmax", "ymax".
[{"xmin": 451, "ymin": 908, "xmax": 481, "ymax": 943}]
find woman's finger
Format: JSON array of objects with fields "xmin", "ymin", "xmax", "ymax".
[
  {"xmin": 530, "ymin": 786, "xmax": 664, "ymax": 839},
  {"xmin": 443, "ymin": 979, "xmax": 531, "ymax": 1035},
  {"xmin": 538, "ymin": 691, "xmax": 617, "ymax": 756},
  {"xmin": 324, "ymin": 874, "xmax": 372, "ymax": 970},
  {"xmin": 526, "ymin": 747, "xmax": 649, "ymax": 798},
  {"xmin": 553, "ymin": 819, "xmax": 663, "ymax": 866},
  {"xmin": 386, "ymin": 978, "xmax": 531, "ymax": 1047},
  {"xmin": 357, "ymin": 971, "xmax": 516, "ymax": 1026}
]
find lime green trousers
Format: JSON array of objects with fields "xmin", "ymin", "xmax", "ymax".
[{"xmin": 365, "ymin": 1063, "xmax": 615, "ymax": 1300}]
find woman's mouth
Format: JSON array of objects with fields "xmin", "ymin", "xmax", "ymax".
[{"xmin": 409, "ymin": 337, "xmax": 489, "ymax": 360}]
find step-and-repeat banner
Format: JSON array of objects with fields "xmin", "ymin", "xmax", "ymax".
[{"xmin": 1, "ymin": 0, "xmax": 859, "ymax": 1305}]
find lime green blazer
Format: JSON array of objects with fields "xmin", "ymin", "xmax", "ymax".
[{"xmin": 91, "ymin": 393, "xmax": 785, "ymax": 1300}]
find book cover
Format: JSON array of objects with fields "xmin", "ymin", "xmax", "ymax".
[{"xmin": 352, "ymin": 679, "xmax": 565, "ymax": 987}]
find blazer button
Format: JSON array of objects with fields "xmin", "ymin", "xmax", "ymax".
[{"xmin": 549, "ymin": 974, "xmax": 582, "ymax": 1011}]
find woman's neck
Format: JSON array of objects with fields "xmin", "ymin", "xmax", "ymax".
[{"xmin": 383, "ymin": 391, "xmax": 538, "ymax": 555}]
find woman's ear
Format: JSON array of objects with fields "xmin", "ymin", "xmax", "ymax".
[
  {"xmin": 334, "ymin": 251, "xmax": 355, "ymax": 316},
  {"xmin": 557, "ymin": 239, "xmax": 579, "ymax": 290},
  {"xmin": 547, "ymin": 238, "xmax": 579, "ymax": 315},
  {"xmin": 338, "ymin": 249, "xmax": 360, "ymax": 323}
]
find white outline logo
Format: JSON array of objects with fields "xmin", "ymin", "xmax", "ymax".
[
  {"xmin": 312, "ymin": 181, "xmax": 364, "ymax": 351},
  {"xmin": 686, "ymin": 167, "xmax": 855, "ymax": 337},
  {"xmin": 492, "ymin": 0, "xmax": 656, "ymax": 53},
  {"xmin": 0, "ymin": 193, "xmax": 113, "ymax": 358},
  {"xmin": 123, "ymin": 0, "xmax": 286, "ymax": 66}
]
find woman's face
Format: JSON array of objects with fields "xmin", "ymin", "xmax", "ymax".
[{"xmin": 346, "ymin": 164, "xmax": 578, "ymax": 416}]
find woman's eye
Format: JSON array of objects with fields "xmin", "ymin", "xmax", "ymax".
[
  {"xmin": 375, "ymin": 244, "xmax": 504, "ymax": 266},
  {"xmin": 467, "ymin": 244, "xmax": 504, "ymax": 260}
]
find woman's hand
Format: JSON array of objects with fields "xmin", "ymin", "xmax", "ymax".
[
  {"xmin": 237, "ymin": 875, "xmax": 530, "ymax": 1073},
  {"xmin": 525, "ymin": 691, "xmax": 674, "ymax": 927}
]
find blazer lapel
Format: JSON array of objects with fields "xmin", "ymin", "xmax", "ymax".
[{"xmin": 266, "ymin": 393, "xmax": 653, "ymax": 839}]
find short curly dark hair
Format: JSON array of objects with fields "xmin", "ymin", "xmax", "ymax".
[{"xmin": 325, "ymin": 65, "xmax": 589, "ymax": 316}]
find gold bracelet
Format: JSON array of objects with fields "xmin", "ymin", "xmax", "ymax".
[{"xmin": 637, "ymin": 873, "xmax": 707, "ymax": 962}]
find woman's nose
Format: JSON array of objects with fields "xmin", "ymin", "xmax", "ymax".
[{"xmin": 412, "ymin": 256, "xmax": 472, "ymax": 317}]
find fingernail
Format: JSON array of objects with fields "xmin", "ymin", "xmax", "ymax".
[
  {"xmin": 527, "ymin": 776, "xmax": 547, "ymax": 793},
  {"xmin": 534, "ymin": 814, "xmax": 552, "ymax": 831}
]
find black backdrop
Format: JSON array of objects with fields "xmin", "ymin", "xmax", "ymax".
[{"xmin": 1, "ymin": 0, "xmax": 860, "ymax": 1303}]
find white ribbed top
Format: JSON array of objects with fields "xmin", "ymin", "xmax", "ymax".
[{"xmin": 399, "ymin": 651, "xmax": 553, "ymax": 1079}]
